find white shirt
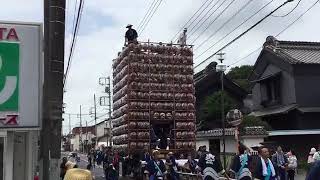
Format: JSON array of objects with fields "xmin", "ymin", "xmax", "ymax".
[
  {"xmin": 178, "ymin": 32, "xmax": 187, "ymax": 45},
  {"xmin": 313, "ymin": 152, "xmax": 320, "ymax": 161}
]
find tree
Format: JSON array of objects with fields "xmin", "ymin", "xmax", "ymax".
[
  {"xmin": 227, "ymin": 65, "xmax": 253, "ymax": 92},
  {"xmin": 198, "ymin": 91, "xmax": 238, "ymax": 129}
]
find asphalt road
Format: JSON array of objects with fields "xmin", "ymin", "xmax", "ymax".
[{"xmin": 61, "ymin": 152, "xmax": 106, "ymax": 180}]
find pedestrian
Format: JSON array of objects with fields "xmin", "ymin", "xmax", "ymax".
[
  {"xmin": 124, "ymin": 24, "xmax": 138, "ymax": 46},
  {"xmin": 307, "ymin": 147, "xmax": 316, "ymax": 175},
  {"xmin": 142, "ymin": 147, "xmax": 151, "ymax": 163},
  {"xmin": 183, "ymin": 153, "xmax": 197, "ymax": 173},
  {"xmin": 65, "ymin": 161, "xmax": 77, "ymax": 171},
  {"xmin": 254, "ymin": 146, "xmax": 277, "ymax": 180},
  {"xmin": 64, "ymin": 168, "xmax": 93, "ymax": 180},
  {"xmin": 145, "ymin": 150, "xmax": 166, "ymax": 180},
  {"xmin": 229, "ymin": 143, "xmax": 252, "ymax": 180},
  {"xmin": 313, "ymin": 145, "xmax": 320, "ymax": 162},
  {"xmin": 177, "ymin": 28, "xmax": 187, "ymax": 46},
  {"xmin": 306, "ymin": 160, "xmax": 320, "ymax": 180},
  {"xmin": 165, "ymin": 152, "xmax": 180, "ymax": 180},
  {"xmin": 60, "ymin": 157, "xmax": 68, "ymax": 180},
  {"xmin": 287, "ymin": 150, "xmax": 297, "ymax": 180},
  {"xmin": 271, "ymin": 146, "xmax": 288, "ymax": 180},
  {"xmin": 196, "ymin": 149, "xmax": 226, "ymax": 180}
]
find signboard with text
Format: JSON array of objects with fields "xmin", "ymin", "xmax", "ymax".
[{"xmin": 0, "ymin": 22, "xmax": 42, "ymax": 128}]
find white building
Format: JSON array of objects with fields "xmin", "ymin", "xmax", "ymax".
[
  {"xmin": 196, "ymin": 127, "xmax": 267, "ymax": 154},
  {"xmin": 70, "ymin": 126, "xmax": 96, "ymax": 152},
  {"xmin": 96, "ymin": 119, "xmax": 112, "ymax": 147}
]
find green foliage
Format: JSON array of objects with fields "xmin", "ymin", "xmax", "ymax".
[
  {"xmin": 200, "ymin": 91, "xmax": 237, "ymax": 122},
  {"xmin": 227, "ymin": 65, "xmax": 253, "ymax": 79},
  {"xmin": 227, "ymin": 65, "xmax": 253, "ymax": 92},
  {"xmin": 239, "ymin": 115, "xmax": 272, "ymax": 132}
]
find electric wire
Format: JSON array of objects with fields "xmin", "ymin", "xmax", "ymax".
[
  {"xmin": 139, "ymin": 0, "xmax": 163, "ymax": 35},
  {"xmin": 227, "ymin": 0, "xmax": 320, "ymax": 67},
  {"xmin": 137, "ymin": 0, "xmax": 157, "ymax": 31},
  {"xmin": 64, "ymin": 0, "xmax": 84, "ymax": 89},
  {"xmin": 195, "ymin": 0, "xmax": 275, "ymax": 60},
  {"xmin": 194, "ymin": 0, "xmax": 254, "ymax": 51},
  {"xmin": 190, "ymin": 0, "xmax": 238, "ymax": 44},
  {"xmin": 187, "ymin": 0, "xmax": 225, "ymax": 37},
  {"xmin": 272, "ymin": 0, "xmax": 301, "ymax": 17},
  {"xmin": 170, "ymin": 0, "xmax": 214, "ymax": 42},
  {"xmin": 194, "ymin": 0, "xmax": 292, "ymax": 69}
]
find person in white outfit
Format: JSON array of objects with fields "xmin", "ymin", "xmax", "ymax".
[
  {"xmin": 287, "ymin": 150, "xmax": 297, "ymax": 180},
  {"xmin": 177, "ymin": 28, "xmax": 187, "ymax": 46}
]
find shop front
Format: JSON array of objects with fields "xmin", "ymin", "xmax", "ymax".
[{"xmin": 0, "ymin": 21, "xmax": 42, "ymax": 180}]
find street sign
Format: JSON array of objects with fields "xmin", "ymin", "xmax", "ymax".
[{"xmin": 0, "ymin": 22, "xmax": 42, "ymax": 128}]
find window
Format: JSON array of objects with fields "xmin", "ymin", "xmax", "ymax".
[{"xmin": 260, "ymin": 76, "xmax": 281, "ymax": 106}]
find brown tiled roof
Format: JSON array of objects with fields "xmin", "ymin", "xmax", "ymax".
[{"xmin": 264, "ymin": 36, "xmax": 320, "ymax": 64}]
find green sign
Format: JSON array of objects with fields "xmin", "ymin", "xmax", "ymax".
[{"xmin": 0, "ymin": 42, "xmax": 19, "ymax": 111}]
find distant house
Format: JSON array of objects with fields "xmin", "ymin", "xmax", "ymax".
[
  {"xmin": 249, "ymin": 36, "xmax": 320, "ymax": 156},
  {"xmin": 70, "ymin": 126, "xmax": 95, "ymax": 152},
  {"xmin": 195, "ymin": 62, "xmax": 248, "ymax": 130},
  {"xmin": 96, "ymin": 119, "xmax": 112, "ymax": 147},
  {"xmin": 195, "ymin": 62, "xmax": 263, "ymax": 154}
]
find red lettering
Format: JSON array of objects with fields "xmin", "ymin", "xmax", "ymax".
[
  {"xmin": 0, "ymin": 28, "xmax": 6, "ymax": 40},
  {"xmin": 5, "ymin": 115, "xmax": 18, "ymax": 125},
  {"xmin": 6, "ymin": 28, "xmax": 19, "ymax": 41}
]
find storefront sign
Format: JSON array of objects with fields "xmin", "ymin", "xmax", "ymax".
[{"xmin": 0, "ymin": 22, "xmax": 42, "ymax": 128}]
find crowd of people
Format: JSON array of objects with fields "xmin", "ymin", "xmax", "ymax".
[{"xmin": 59, "ymin": 144, "xmax": 320, "ymax": 180}]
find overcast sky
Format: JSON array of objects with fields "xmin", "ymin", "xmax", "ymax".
[{"xmin": 1, "ymin": 0, "xmax": 319, "ymax": 134}]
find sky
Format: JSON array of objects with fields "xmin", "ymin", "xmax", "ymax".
[{"xmin": 1, "ymin": 0, "xmax": 319, "ymax": 134}]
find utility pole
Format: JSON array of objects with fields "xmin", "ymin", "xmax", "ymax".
[
  {"xmin": 79, "ymin": 105, "xmax": 83, "ymax": 152},
  {"xmin": 99, "ymin": 76, "xmax": 112, "ymax": 146},
  {"xmin": 69, "ymin": 114, "xmax": 71, "ymax": 135},
  {"xmin": 40, "ymin": 0, "xmax": 65, "ymax": 179},
  {"xmin": 94, "ymin": 94, "xmax": 97, "ymax": 148},
  {"xmin": 86, "ymin": 120, "xmax": 88, "ymax": 153},
  {"xmin": 107, "ymin": 77, "xmax": 112, "ymax": 145},
  {"xmin": 217, "ymin": 52, "xmax": 227, "ymax": 169}
]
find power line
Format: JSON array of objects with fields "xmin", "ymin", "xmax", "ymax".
[
  {"xmin": 194, "ymin": 0, "xmax": 254, "ymax": 51},
  {"xmin": 227, "ymin": 0, "xmax": 320, "ymax": 67},
  {"xmin": 190, "ymin": 0, "xmax": 238, "ymax": 44},
  {"xmin": 187, "ymin": 0, "xmax": 224, "ymax": 37},
  {"xmin": 139, "ymin": 0, "xmax": 163, "ymax": 35},
  {"xmin": 194, "ymin": 0, "xmax": 293, "ymax": 69},
  {"xmin": 272, "ymin": 0, "xmax": 301, "ymax": 17},
  {"xmin": 170, "ymin": 0, "xmax": 214, "ymax": 42},
  {"xmin": 137, "ymin": 0, "xmax": 157, "ymax": 31},
  {"xmin": 195, "ymin": 0, "xmax": 275, "ymax": 60},
  {"xmin": 63, "ymin": 0, "xmax": 84, "ymax": 89}
]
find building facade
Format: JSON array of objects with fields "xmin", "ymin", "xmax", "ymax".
[{"xmin": 249, "ymin": 36, "xmax": 320, "ymax": 156}]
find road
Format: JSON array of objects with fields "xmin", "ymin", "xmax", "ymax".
[{"xmin": 62, "ymin": 152, "xmax": 106, "ymax": 180}]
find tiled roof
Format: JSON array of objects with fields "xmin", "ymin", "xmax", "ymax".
[{"xmin": 264, "ymin": 36, "xmax": 320, "ymax": 65}]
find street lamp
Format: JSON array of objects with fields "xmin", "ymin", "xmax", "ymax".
[{"xmin": 216, "ymin": 52, "xmax": 227, "ymax": 169}]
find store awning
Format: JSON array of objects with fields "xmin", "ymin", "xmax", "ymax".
[
  {"xmin": 268, "ymin": 129, "xmax": 320, "ymax": 136},
  {"xmin": 297, "ymin": 107, "xmax": 320, "ymax": 113},
  {"xmin": 250, "ymin": 104, "xmax": 297, "ymax": 117}
]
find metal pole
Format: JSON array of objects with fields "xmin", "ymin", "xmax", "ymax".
[
  {"xmin": 69, "ymin": 114, "xmax": 71, "ymax": 135},
  {"xmin": 221, "ymin": 71, "xmax": 226, "ymax": 169},
  {"xmin": 94, "ymin": 94, "xmax": 97, "ymax": 148},
  {"xmin": 86, "ymin": 120, "xmax": 88, "ymax": 153},
  {"xmin": 107, "ymin": 77, "xmax": 112, "ymax": 146},
  {"xmin": 80, "ymin": 105, "xmax": 82, "ymax": 152}
]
